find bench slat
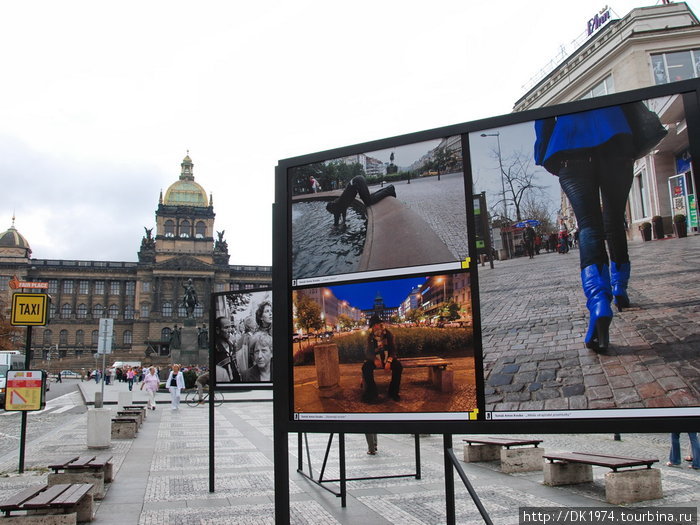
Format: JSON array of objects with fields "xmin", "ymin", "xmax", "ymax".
[
  {"xmin": 69, "ymin": 456, "xmax": 98, "ymax": 468},
  {"xmin": 544, "ymin": 452, "xmax": 657, "ymax": 469},
  {"xmin": 22, "ymin": 484, "xmax": 72, "ymax": 508},
  {"xmin": 400, "ymin": 358, "xmax": 451, "ymax": 368},
  {"xmin": 47, "ymin": 455, "xmax": 81, "ymax": 470},
  {"xmin": 464, "ymin": 437, "xmax": 542, "ymax": 448},
  {"xmin": 0, "ymin": 485, "xmax": 46, "ymax": 512},
  {"xmin": 88, "ymin": 454, "xmax": 113, "ymax": 468},
  {"xmin": 50, "ymin": 483, "xmax": 93, "ymax": 506}
]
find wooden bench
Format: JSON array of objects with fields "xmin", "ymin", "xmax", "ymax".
[
  {"xmin": 111, "ymin": 417, "xmax": 138, "ymax": 439},
  {"xmin": 399, "ymin": 356, "xmax": 454, "ymax": 392},
  {"xmin": 116, "ymin": 410, "xmax": 143, "ymax": 426},
  {"xmin": 463, "ymin": 437, "xmax": 544, "ymax": 473},
  {"xmin": 122, "ymin": 405, "xmax": 147, "ymax": 419},
  {"xmin": 0, "ymin": 483, "xmax": 94, "ymax": 523},
  {"xmin": 47, "ymin": 455, "xmax": 113, "ymax": 500},
  {"xmin": 543, "ymin": 452, "xmax": 661, "ymax": 504}
]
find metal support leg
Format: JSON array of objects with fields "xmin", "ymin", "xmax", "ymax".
[{"xmin": 445, "ymin": 435, "xmax": 493, "ymax": 525}]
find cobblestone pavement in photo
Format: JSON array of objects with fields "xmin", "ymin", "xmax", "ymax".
[
  {"xmin": 479, "ymin": 234, "xmax": 700, "ymax": 412},
  {"xmin": 1, "ymin": 385, "xmax": 699, "ymax": 524},
  {"xmin": 379, "ymin": 172, "xmax": 469, "ymax": 261}
]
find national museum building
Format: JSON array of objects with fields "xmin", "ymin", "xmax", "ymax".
[
  {"xmin": 0, "ymin": 154, "xmax": 271, "ymax": 369},
  {"xmin": 514, "ymin": 1, "xmax": 700, "ymax": 239}
]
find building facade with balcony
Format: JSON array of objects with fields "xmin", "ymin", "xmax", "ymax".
[{"xmin": 514, "ymin": 2, "xmax": 700, "ymax": 239}]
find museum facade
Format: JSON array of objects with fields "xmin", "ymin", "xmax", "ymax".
[{"xmin": 0, "ymin": 154, "xmax": 271, "ymax": 369}]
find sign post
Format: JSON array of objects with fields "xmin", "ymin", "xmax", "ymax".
[
  {"xmin": 9, "ymin": 287, "xmax": 49, "ymax": 473},
  {"xmin": 97, "ymin": 318, "xmax": 114, "ymax": 406}
]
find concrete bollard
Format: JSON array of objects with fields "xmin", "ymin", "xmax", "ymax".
[
  {"xmin": 94, "ymin": 391, "xmax": 103, "ymax": 408},
  {"xmin": 87, "ymin": 408, "xmax": 112, "ymax": 449},
  {"xmin": 313, "ymin": 344, "xmax": 340, "ymax": 398},
  {"xmin": 118, "ymin": 391, "xmax": 133, "ymax": 408}
]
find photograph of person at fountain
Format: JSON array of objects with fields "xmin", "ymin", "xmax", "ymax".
[
  {"xmin": 291, "ymin": 272, "xmax": 479, "ymax": 418},
  {"xmin": 289, "ymin": 137, "xmax": 468, "ymax": 281},
  {"xmin": 325, "ymin": 175, "xmax": 396, "ymax": 226}
]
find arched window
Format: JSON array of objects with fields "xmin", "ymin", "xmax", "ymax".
[
  {"xmin": 124, "ymin": 305, "xmax": 135, "ymax": 320},
  {"xmin": 77, "ymin": 304, "xmax": 88, "ymax": 319},
  {"xmin": 164, "ymin": 220, "xmax": 175, "ymax": 237},
  {"xmin": 61, "ymin": 303, "xmax": 72, "ymax": 319},
  {"xmin": 43, "ymin": 330, "xmax": 52, "ymax": 346},
  {"xmin": 76, "ymin": 330, "xmax": 84, "ymax": 346},
  {"xmin": 93, "ymin": 304, "xmax": 104, "ymax": 318},
  {"xmin": 91, "ymin": 330, "xmax": 99, "ymax": 346},
  {"xmin": 123, "ymin": 330, "xmax": 132, "ymax": 345},
  {"xmin": 179, "ymin": 220, "xmax": 191, "ymax": 238},
  {"xmin": 161, "ymin": 327, "xmax": 172, "ymax": 343},
  {"xmin": 162, "ymin": 302, "xmax": 172, "ymax": 317},
  {"xmin": 195, "ymin": 221, "xmax": 206, "ymax": 238},
  {"xmin": 49, "ymin": 304, "xmax": 56, "ymax": 319},
  {"xmin": 178, "ymin": 305, "xmax": 187, "ymax": 318},
  {"xmin": 140, "ymin": 303, "xmax": 150, "ymax": 318},
  {"xmin": 59, "ymin": 330, "xmax": 68, "ymax": 345},
  {"xmin": 108, "ymin": 304, "xmax": 119, "ymax": 319}
]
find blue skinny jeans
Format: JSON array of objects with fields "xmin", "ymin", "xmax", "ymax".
[{"xmin": 556, "ymin": 154, "xmax": 633, "ymax": 270}]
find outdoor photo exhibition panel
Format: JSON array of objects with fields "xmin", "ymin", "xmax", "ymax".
[
  {"xmin": 210, "ymin": 288, "xmax": 273, "ymax": 390},
  {"xmin": 274, "ymin": 78, "xmax": 700, "ymax": 435}
]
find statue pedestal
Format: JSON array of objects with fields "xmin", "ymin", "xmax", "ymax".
[
  {"xmin": 183, "ymin": 318, "xmax": 197, "ymax": 328},
  {"xmin": 172, "ymin": 327, "xmax": 201, "ymax": 365}
]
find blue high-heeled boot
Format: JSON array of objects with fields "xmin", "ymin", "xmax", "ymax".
[
  {"xmin": 610, "ymin": 261, "xmax": 630, "ymax": 311},
  {"xmin": 581, "ymin": 264, "xmax": 613, "ymax": 351}
]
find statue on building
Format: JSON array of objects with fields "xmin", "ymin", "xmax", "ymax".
[
  {"xmin": 182, "ymin": 278, "xmax": 199, "ymax": 318},
  {"xmin": 213, "ymin": 230, "xmax": 230, "ymax": 265},
  {"xmin": 141, "ymin": 227, "xmax": 155, "ymax": 249},
  {"xmin": 215, "ymin": 230, "xmax": 228, "ymax": 252},
  {"xmin": 197, "ymin": 323, "xmax": 209, "ymax": 349},
  {"xmin": 170, "ymin": 325, "xmax": 182, "ymax": 349}
]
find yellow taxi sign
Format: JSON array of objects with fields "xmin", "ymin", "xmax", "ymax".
[{"xmin": 11, "ymin": 293, "xmax": 49, "ymax": 326}]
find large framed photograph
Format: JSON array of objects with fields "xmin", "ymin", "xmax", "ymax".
[
  {"xmin": 290, "ymin": 137, "xmax": 469, "ymax": 286},
  {"xmin": 468, "ymin": 92, "xmax": 700, "ymax": 423},
  {"xmin": 210, "ymin": 289, "xmax": 273, "ymax": 389},
  {"xmin": 276, "ymin": 78, "xmax": 700, "ymax": 433},
  {"xmin": 291, "ymin": 270, "xmax": 479, "ymax": 421}
]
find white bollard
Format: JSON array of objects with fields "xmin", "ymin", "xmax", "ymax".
[
  {"xmin": 87, "ymin": 408, "xmax": 112, "ymax": 449},
  {"xmin": 118, "ymin": 391, "xmax": 133, "ymax": 408}
]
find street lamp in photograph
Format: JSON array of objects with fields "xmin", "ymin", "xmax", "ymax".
[{"xmin": 480, "ymin": 131, "xmax": 512, "ymax": 259}]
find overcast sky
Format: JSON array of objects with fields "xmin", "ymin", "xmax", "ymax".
[{"xmin": 2, "ymin": 0, "xmax": 696, "ymax": 265}]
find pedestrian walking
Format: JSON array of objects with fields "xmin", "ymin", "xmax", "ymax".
[
  {"xmin": 365, "ymin": 433, "xmax": 378, "ymax": 455},
  {"xmin": 534, "ymin": 102, "xmax": 666, "ymax": 352},
  {"xmin": 165, "ymin": 364, "xmax": 185, "ymax": 411},
  {"xmin": 126, "ymin": 367, "xmax": 135, "ymax": 391},
  {"xmin": 141, "ymin": 366, "xmax": 160, "ymax": 410},
  {"xmin": 667, "ymin": 432, "xmax": 700, "ymax": 470}
]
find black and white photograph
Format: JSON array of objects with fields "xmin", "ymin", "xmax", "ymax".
[{"xmin": 212, "ymin": 289, "xmax": 273, "ymax": 387}]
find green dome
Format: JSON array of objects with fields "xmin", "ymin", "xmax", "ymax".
[
  {"xmin": 0, "ymin": 225, "xmax": 30, "ymax": 250},
  {"xmin": 163, "ymin": 153, "xmax": 209, "ymax": 207},
  {"xmin": 163, "ymin": 180, "xmax": 208, "ymax": 207}
]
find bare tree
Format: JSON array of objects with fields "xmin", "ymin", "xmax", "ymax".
[{"xmin": 484, "ymin": 147, "xmax": 548, "ymax": 222}]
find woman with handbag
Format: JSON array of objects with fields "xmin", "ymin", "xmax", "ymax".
[{"xmin": 534, "ymin": 102, "xmax": 666, "ymax": 352}]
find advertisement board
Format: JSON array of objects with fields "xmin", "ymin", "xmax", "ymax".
[
  {"xmin": 275, "ymin": 79, "xmax": 700, "ymax": 433},
  {"xmin": 4, "ymin": 370, "xmax": 45, "ymax": 412}
]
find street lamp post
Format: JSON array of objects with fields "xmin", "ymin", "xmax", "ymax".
[{"xmin": 481, "ymin": 131, "xmax": 511, "ymax": 259}]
